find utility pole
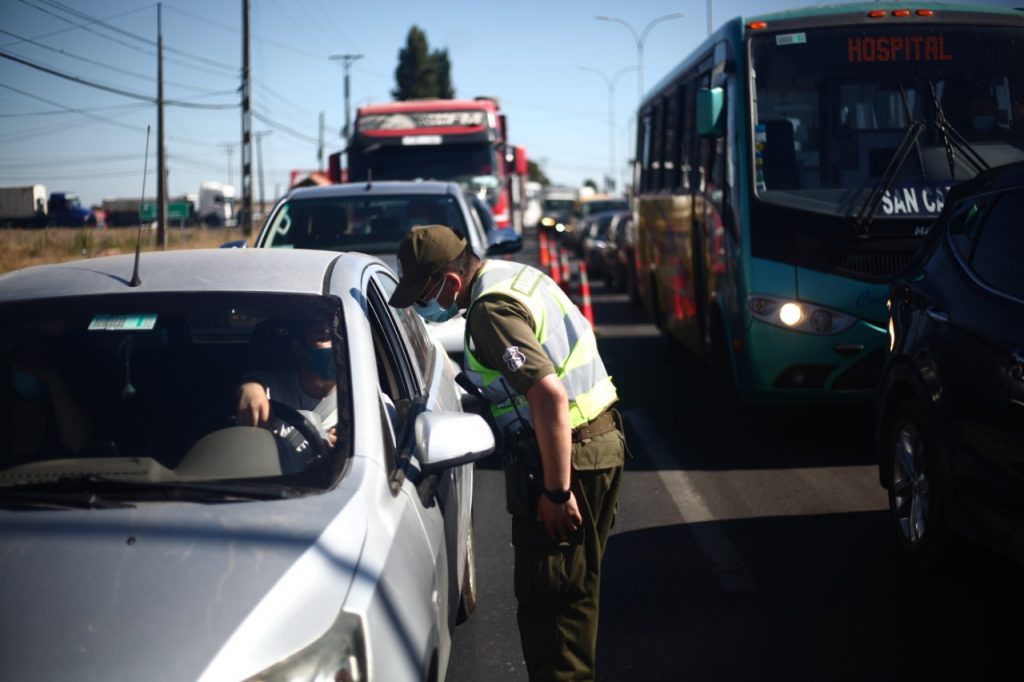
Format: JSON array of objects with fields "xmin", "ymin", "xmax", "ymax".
[
  {"xmin": 254, "ymin": 129, "xmax": 272, "ymax": 221},
  {"xmin": 156, "ymin": 2, "xmax": 166, "ymax": 248},
  {"xmin": 318, "ymin": 111, "xmax": 324, "ymax": 171},
  {"xmin": 329, "ymin": 53, "xmax": 364, "ymax": 145},
  {"xmin": 579, "ymin": 64, "xmax": 637, "ymax": 195},
  {"xmin": 219, "ymin": 142, "xmax": 235, "ymax": 185},
  {"xmin": 240, "ymin": 0, "xmax": 253, "ymax": 236}
]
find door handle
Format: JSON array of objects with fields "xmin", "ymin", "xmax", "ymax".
[{"xmin": 925, "ymin": 306, "xmax": 949, "ymax": 323}]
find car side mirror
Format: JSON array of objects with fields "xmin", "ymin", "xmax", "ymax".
[
  {"xmin": 415, "ymin": 412, "xmax": 495, "ymax": 470},
  {"xmin": 486, "ymin": 231, "xmax": 523, "ymax": 256}
]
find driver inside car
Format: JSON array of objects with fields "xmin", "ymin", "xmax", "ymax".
[{"xmin": 236, "ymin": 319, "xmax": 338, "ymax": 449}]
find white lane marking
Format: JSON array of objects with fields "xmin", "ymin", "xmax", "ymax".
[{"xmin": 624, "ymin": 409, "xmax": 758, "ymax": 593}]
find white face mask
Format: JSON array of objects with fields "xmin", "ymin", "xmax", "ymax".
[{"xmin": 413, "ymin": 277, "xmax": 460, "ymax": 323}]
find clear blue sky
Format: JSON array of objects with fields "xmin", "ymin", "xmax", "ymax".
[{"xmin": 0, "ymin": 0, "xmax": 1013, "ymax": 208}]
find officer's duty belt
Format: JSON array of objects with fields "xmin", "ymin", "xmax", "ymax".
[{"xmin": 571, "ymin": 409, "xmax": 617, "ymax": 443}]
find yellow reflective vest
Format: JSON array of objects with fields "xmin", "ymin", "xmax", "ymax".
[{"xmin": 463, "ymin": 260, "xmax": 617, "ymax": 431}]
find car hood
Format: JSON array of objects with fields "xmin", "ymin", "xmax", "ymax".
[{"xmin": 0, "ymin": 483, "xmax": 368, "ymax": 682}]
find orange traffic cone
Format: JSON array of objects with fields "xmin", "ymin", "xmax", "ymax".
[
  {"xmin": 549, "ymin": 242, "xmax": 562, "ymax": 287},
  {"xmin": 560, "ymin": 248, "xmax": 571, "ymax": 293},
  {"xmin": 539, "ymin": 230, "xmax": 549, "ymax": 268},
  {"xmin": 577, "ymin": 260, "xmax": 595, "ymax": 327}
]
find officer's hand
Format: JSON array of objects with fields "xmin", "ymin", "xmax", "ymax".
[
  {"xmin": 236, "ymin": 382, "xmax": 271, "ymax": 426},
  {"xmin": 537, "ymin": 492, "xmax": 583, "ymax": 541}
]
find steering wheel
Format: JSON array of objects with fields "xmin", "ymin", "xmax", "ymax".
[{"xmin": 266, "ymin": 399, "xmax": 331, "ymax": 471}]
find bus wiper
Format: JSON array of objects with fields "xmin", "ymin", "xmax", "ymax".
[
  {"xmin": 853, "ymin": 117, "xmax": 926, "ymax": 238},
  {"xmin": 928, "ymin": 81, "xmax": 989, "ymax": 179}
]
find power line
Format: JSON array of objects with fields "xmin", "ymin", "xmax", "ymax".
[
  {"xmin": 0, "ymin": 3, "xmax": 154, "ymax": 49},
  {"xmin": 32, "ymin": 0, "xmax": 238, "ymax": 72},
  {"xmin": 0, "ymin": 168, "xmax": 155, "ymax": 181},
  {"xmin": 0, "ymin": 153, "xmax": 145, "ymax": 168},
  {"xmin": 164, "ymin": 3, "xmax": 328, "ymax": 61},
  {"xmin": 252, "ymin": 110, "xmax": 319, "ymax": 145},
  {"xmin": 0, "ymin": 81, "xmax": 224, "ymax": 148},
  {"xmin": 0, "ymin": 50, "xmax": 238, "ymax": 108},
  {"xmin": 0, "ymin": 101, "xmax": 149, "ymax": 117},
  {"xmin": 17, "ymin": 0, "xmax": 238, "ymax": 78},
  {"xmin": 0, "ymin": 28, "xmax": 234, "ymax": 95}
]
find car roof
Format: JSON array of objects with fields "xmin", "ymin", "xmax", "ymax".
[
  {"xmin": 283, "ymin": 180, "xmax": 463, "ymax": 201},
  {"xmin": 0, "ymin": 248, "xmax": 365, "ymax": 304}
]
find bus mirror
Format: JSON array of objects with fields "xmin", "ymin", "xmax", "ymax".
[
  {"xmin": 697, "ymin": 87, "xmax": 725, "ymax": 138},
  {"xmin": 514, "ymin": 146, "xmax": 528, "ymax": 176}
]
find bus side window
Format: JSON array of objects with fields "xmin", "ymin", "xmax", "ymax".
[
  {"xmin": 680, "ymin": 81, "xmax": 695, "ymax": 191},
  {"xmin": 664, "ymin": 91, "xmax": 679, "ymax": 190},
  {"xmin": 651, "ymin": 98, "xmax": 665, "ymax": 190}
]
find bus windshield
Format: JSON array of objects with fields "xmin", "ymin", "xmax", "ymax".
[{"xmin": 750, "ymin": 25, "xmax": 1024, "ymax": 218}]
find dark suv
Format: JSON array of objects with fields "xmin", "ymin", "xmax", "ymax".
[{"xmin": 876, "ymin": 161, "xmax": 1024, "ymax": 568}]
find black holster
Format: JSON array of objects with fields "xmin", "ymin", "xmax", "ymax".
[{"xmin": 502, "ymin": 422, "xmax": 543, "ymax": 516}]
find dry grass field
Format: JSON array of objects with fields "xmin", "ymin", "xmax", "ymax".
[{"xmin": 0, "ymin": 226, "xmax": 249, "ymax": 274}]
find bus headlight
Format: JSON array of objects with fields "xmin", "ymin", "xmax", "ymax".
[
  {"xmin": 748, "ymin": 295, "xmax": 857, "ymax": 335},
  {"xmin": 541, "ymin": 216, "xmax": 556, "ymax": 227}
]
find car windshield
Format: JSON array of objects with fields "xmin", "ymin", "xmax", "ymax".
[
  {"xmin": 543, "ymin": 199, "xmax": 574, "ymax": 217},
  {"xmin": 582, "ymin": 200, "xmax": 629, "ymax": 216},
  {"xmin": 259, "ymin": 194, "xmax": 470, "ymax": 253},
  {"xmin": 0, "ymin": 293, "xmax": 351, "ymax": 500},
  {"xmin": 750, "ymin": 25, "xmax": 1024, "ymax": 218}
]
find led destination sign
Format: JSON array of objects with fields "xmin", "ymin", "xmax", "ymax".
[
  {"xmin": 358, "ymin": 110, "xmax": 487, "ymax": 133},
  {"xmin": 847, "ymin": 35, "xmax": 953, "ymax": 63}
]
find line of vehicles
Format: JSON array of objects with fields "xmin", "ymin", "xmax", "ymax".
[
  {"xmin": 548, "ymin": 2, "xmax": 1023, "ymax": 572},
  {"xmin": 0, "ymin": 181, "xmax": 237, "ymax": 228},
  {"xmin": 0, "ymin": 4, "xmax": 1020, "ymax": 682}
]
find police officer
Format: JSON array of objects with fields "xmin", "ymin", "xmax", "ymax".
[{"xmin": 389, "ymin": 224, "xmax": 624, "ymax": 682}]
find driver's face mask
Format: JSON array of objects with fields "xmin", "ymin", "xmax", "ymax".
[
  {"xmin": 303, "ymin": 346, "xmax": 335, "ymax": 381},
  {"xmin": 11, "ymin": 368, "xmax": 49, "ymax": 400},
  {"xmin": 972, "ymin": 114, "xmax": 996, "ymax": 133}
]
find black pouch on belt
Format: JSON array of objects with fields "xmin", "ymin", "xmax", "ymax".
[{"xmin": 502, "ymin": 422, "xmax": 542, "ymax": 516}]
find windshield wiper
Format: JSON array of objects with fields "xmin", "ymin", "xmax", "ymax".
[
  {"xmin": 928, "ymin": 81, "xmax": 990, "ymax": 179},
  {"xmin": 854, "ymin": 85, "xmax": 926, "ymax": 238},
  {"xmin": 0, "ymin": 475, "xmax": 304, "ymax": 503}
]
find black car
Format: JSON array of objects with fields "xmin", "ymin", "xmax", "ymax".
[{"xmin": 876, "ymin": 161, "xmax": 1024, "ymax": 568}]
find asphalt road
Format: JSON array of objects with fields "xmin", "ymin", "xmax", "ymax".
[{"xmin": 447, "ymin": 230, "xmax": 1022, "ymax": 682}]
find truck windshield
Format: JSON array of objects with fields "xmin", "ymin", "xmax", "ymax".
[
  {"xmin": 750, "ymin": 25, "xmax": 1024, "ymax": 218},
  {"xmin": 349, "ymin": 142, "xmax": 498, "ymax": 187}
]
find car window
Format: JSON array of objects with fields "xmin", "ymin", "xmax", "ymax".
[
  {"xmin": 259, "ymin": 194, "xmax": 470, "ymax": 254},
  {"xmin": 0, "ymin": 293, "xmax": 350, "ymax": 494},
  {"xmin": 947, "ymin": 196, "xmax": 990, "ymax": 258},
  {"xmin": 968, "ymin": 188, "xmax": 1024, "ymax": 299},
  {"xmin": 371, "ymin": 272, "xmax": 434, "ymax": 384}
]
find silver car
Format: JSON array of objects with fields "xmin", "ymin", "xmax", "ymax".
[
  {"xmin": 0, "ymin": 248, "xmax": 493, "ymax": 681},
  {"xmin": 253, "ymin": 180, "xmax": 521, "ymax": 357}
]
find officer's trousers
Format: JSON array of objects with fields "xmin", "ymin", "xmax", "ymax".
[{"xmin": 511, "ymin": 428, "xmax": 624, "ymax": 682}]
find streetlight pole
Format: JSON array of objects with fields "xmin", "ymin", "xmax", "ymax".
[
  {"xmin": 579, "ymin": 65, "xmax": 637, "ymax": 194},
  {"xmin": 595, "ymin": 13, "xmax": 684, "ymax": 108}
]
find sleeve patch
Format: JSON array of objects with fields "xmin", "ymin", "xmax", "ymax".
[{"xmin": 502, "ymin": 346, "xmax": 527, "ymax": 372}]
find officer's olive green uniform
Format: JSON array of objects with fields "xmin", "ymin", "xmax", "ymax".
[{"xmin": 465, "ymin": 262, "xmax": 624, "ymax": 682}]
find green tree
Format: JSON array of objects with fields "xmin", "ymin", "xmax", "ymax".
[
  {"xmin": 393, "ymin": 26, "xmax": 455, "ymax": 100},
  {"xmin": 433, "ymin": 49, "xmax": 455, "ymax": 99},
  {"xmin": 527, "ymin": 160, "xmax": 550, "ymax": 186},
  {"xmin": 583, "ymin": 178, "xmax": 599, "ymax": 192}
]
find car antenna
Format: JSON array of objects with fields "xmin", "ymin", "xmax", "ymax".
[
  {"xmin": 365, "ymin": 167, "xmax": 373, "ymax": 190},
  {"xmin": 129, "ymin": 125, "xmax": 151, "ymax": 287}
]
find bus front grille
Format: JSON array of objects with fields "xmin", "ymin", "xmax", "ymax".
[{"xmin": 825, "ymin": 248, "xmax": 916, "ymax": 280}]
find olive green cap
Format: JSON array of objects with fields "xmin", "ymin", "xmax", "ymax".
[{"xmin": 389, "ymin": 225, "xmax": 467, "ymax": 307}]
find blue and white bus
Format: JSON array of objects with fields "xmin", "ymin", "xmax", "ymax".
[{"xmin": 633, "ymin": 1, "xmax": 1024, "ymax": 403}]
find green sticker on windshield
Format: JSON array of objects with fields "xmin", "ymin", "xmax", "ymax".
[
  {"xmin": 88, "ymin": 313, "xmax": 158, "ymax": 331},
  {"xmin": 776, "ymin": 32, "xmax": 806, "ymax": 46}
]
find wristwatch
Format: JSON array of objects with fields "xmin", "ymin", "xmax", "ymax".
[{"xmin": 543, "ymin": 487, "xmax": 571, "ymax": 504}]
